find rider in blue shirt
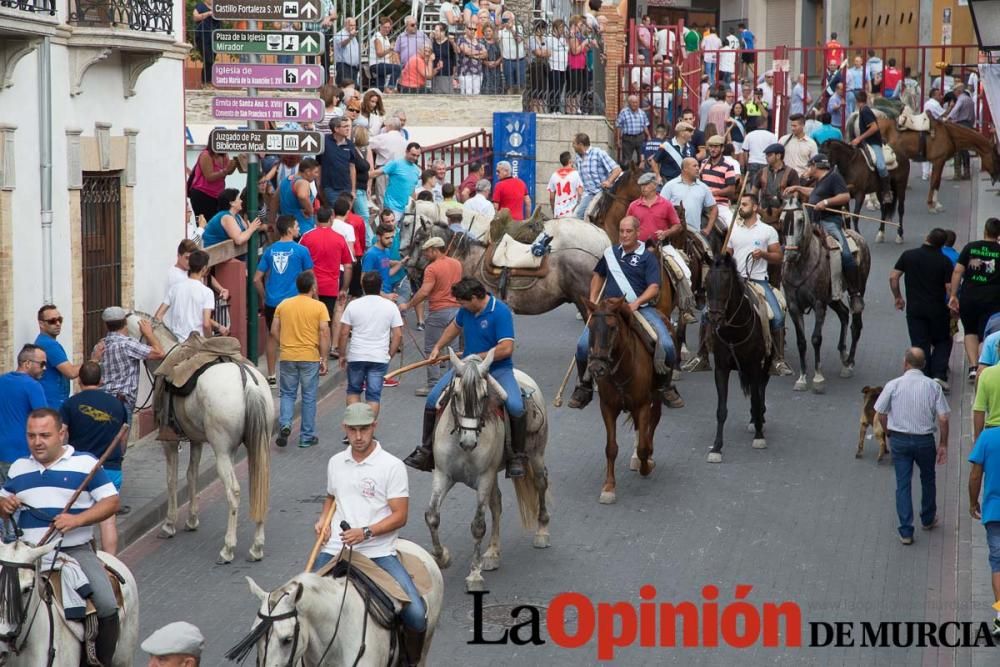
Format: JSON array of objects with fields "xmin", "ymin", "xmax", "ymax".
[
  {"xmin": 403, "ymin": 278, "xmax": 528, "ymax": 478},
  {"xmin": 568, "ymin": 216, "xmax": 676, "ymax": 409}
]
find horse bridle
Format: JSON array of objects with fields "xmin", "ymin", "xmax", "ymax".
[
  {"xmin": 587, "ymin": 312, "xmax": 633, "ymax": 390},
  {"xmin": 448, "ymin": 381, "xmax": 489, "ymax": 438},
  {"xmin": 0, "ymin": 558, "xmax": 55, "ymax": 667}
]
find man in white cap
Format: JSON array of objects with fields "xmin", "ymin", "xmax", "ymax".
[
  {"xmin": 94, "ymin": 306, "xmax": 166, "ymax": 423},
  {"xmin": 314, "ymin": 403, "xmax": 427, "ymax": 665},
  {"xmin": 142, "ymin": 620, "xmax": 204, "ymax": 665},
  {"xmin": 401, "ymin": 236, "xmax": 464, "ymax": 396}
]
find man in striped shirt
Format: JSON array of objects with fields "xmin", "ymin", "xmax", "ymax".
[
  {"xmin": 699, "ymin": 135, "xmax": 738, "ymax": 228},
  {"xmin": 616, "ymin": 94, "xmax": 651, "ymax": 167},
  {"xmin": 0, "ymin": 408, "xmax": 121, "ymax": 663},
  {"xmin": 874, "ymin": 348, "xmax": 950, "ymax": 545}
]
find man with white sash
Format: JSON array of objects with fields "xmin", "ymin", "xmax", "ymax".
[
  {"xmin": 650, "ymin": 122, "xmax": 697, "ymax": 186},
  {"xmin": 568, "ymin": 216, "xmax": 676, "ymax": 409}
]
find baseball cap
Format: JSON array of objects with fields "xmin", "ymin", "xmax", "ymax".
[
  {"xmin": 343, "ymin": 403, "xmax": 376, "ymax": 426},
  {"xmin": 763, "ymin": 143, "xmax": 786, "ymax": 155},
  {"xmin": 141, "ymin": 622, "xmax": 205, "ymax": 657},
  {"xmin": 101, "ymin": 306, "xmax": 128, "ymax": 322},
  {"xmin": 422, "ymin": 236, "xmax": 446, "ymax": 250},
  {"xmin": 808, "ymin": 153, "xmax": 831, "ymax": 168},
  {"xmin": 674, "ymin": 121, "xmax": 695, "ymax": 132},
  {"xmin": 637, "ymin": 172, "xmax": 657, "ymax": 185},
  {"xmin": 706, "ymin": 135, "xmax": 725, "ymax": 146}
]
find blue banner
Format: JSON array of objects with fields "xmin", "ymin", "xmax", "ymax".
[{"xmin": 492, "ymin": 112, "xmax": 536, "ymax": 206}]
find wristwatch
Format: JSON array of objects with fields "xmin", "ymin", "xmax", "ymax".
[{"xmin": 362, "ymin": 526, "xmax": 373, "ymax": 540}]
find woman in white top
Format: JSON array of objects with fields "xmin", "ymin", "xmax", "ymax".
[
  {"xmin": 318, "ymin": 83, "xmax": 343, "ymax": 134},
  {"xmin": 360, "ymin": 89, "xmax": 384, "ymax": 136},
  {"xmin": 546, "ymin": 19, "xmax": 569, "ymax": 112},
  {"xmin": 438, "ymin": 0, "xmax": 461, "ymax": 34},
  {"xmin": 370, "ymin": 17, "xmax": 400, "ymax": 92}
]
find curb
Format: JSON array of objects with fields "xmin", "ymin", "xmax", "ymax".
[{"xmin": 118, "ymin": 366, "xmax": 347, "ymax": 548}]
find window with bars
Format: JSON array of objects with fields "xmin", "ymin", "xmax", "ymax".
[{"xmin": 81, "ymin": 172, "xmax": 123, "ymax": 356}]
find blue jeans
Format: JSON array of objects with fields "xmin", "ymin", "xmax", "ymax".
[
  {"xmin": 354, "ymin": 189, "xmax": 372, "ymax": 246},
  {"xmin": 426, "ymin": 364, "xmax": 524, "ymax": 418},
  {"xmin": 313, "ymin": 551, "xmax": 427, "ymax": 630},
  {"xmin": 576, "ymin": 306, "xmax": 675, "ymax": 371},
  {"xmin": 502, "ymin": 58, "xmax": 526, "ymax": 90},
  {"xmin": 324, "ymin": 186, "xmax": 348, "ymax": 209},
  {"xmin": 279, "ymin": 360, "xmax": 320, "ymax": 440},
  {"xmin": 987, "ymin": 522, "xmax": 1000, "ymax": 573},
  {"xmin": 346, "ymin": 361, "xmax": 389, "ymax": 404},
  {"xmin": 870, "ymin": 143, "xmax": 888, "ymax": 178},
  {"xmin": 750, "ymin": 278, "xmax": 784, "ymax": 330},
  {"xmin": 574, "ymin": 190, "xmax": 598, "ymax": 219},
  {"xmin": 889, "ymin": 432, "xmax": 937, "ymax": 538},
  {"xmin": 820, "ymin": 220, "xmax": 856, "ymax": 270},
  {"xmin": 704, "ymin": 61, "xmax": 716, "ymax": 82}
]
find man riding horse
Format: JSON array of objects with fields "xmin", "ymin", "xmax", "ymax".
[
  {"xmin": 755, "ymin": 143, "xmax": 800, "ymax": 286},
  {"xmin": 404, "ymin": 278, "xmax": 528, "ymax": 479},
  {"xmin": 568, "ymin": 216, "xmax": 676, "ymax": 409},
  {"xmin": 783, "ymin": 153, "xmax": 865, "ymax": 313},
  {"xmin": 853, "ymin": 91, "xmax": 893, "ymax": 205}
]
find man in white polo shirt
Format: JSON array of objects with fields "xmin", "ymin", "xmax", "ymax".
[
  {"xmin": 312, "ymin": 403, "xmax": 427, "ymax": 664},
  {"xmin": 154, "ymin": 249, "xmax": 229, "ymax": 341}
]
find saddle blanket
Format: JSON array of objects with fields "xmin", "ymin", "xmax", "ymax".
[
  {"xmin": 493, "ymin": 233, "xmax": 544, "ymax": 269},
  {"xmin": 896, "ymin": 109, "xmax": 931, "ymax": 132},
  {"xmin": 747, "ymin": 281, "xmax": 787, "ymax": 320},
  {"xmin": 154, "ymin": 334, "xmax": 245, "ymax": 388},
  {"xmin": 741, "ymin": 284, "xmax": 773, "ymax": 356},
  {"xmin": 317, "ymin": 546, "xmax": 435, "ymax": 605},
  {"xmin": 46, "ymin": 557, "xmax": 126, "ymax": 620},
  {"xmin": 660, "ymin": 245, "xmax": 692, "ymax": 280},
  {"xmin": 861, "ymin": 143, "xmax": 899, "ymax": 171},
  {"xmin": 825, "ymin": 233, "xmax": 861, "ymax": 298}
]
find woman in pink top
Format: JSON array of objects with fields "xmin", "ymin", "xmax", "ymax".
[
  {"xmin": 189, "ymin": 147, "xmax": 238, "ymax": 220},
  {"xmin": 566, "ymin": 16, "xmax": 590, "ymax": 115}
]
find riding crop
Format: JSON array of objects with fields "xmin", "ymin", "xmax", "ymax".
[
  {"xmin": 800, "ymin": 201, "xmax": 901, "ymax": 227},
  {"xmin": 305, "ymin": 499, "xmax": 337, "ymax": 572},
  {"xmin": 553, "ymin": 280, "xmax": 606, "ymax": 408}
]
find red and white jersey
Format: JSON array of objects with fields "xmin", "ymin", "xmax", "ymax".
[{"xmin": 546, "ymin": 167, "xmax": 583, "ymax": 218}]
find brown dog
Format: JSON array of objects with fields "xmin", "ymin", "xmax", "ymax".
[{"xmin": 857, "ymin": 385, "xmax": 889, "ymax": 462}]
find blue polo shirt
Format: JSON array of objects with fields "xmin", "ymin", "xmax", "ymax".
[
  {"xmin": 0, "ymin": 372, "xmax": 48, "ymax": 463},
  {"xmin": 970, "ymin": 429, "xmax": 1000, "ymax": 523},
  {"xmin": 594, "ymin": 244, "xmax": 660, "ymax": 301},
  {"xmin": 60, "ymin": 389, "xmax": 128, "ymax": 470},
  {"xmin": 259, "ymin": 240, "xmax": 314, "ymax": 307},
  {"xmin": 455, "ymin": 296, "xmax": 515, "ymax": 371},
  {"xmin": 361, "ymin": 245, "xmax": 403, "ymax": 292},
  {"xmin": 382, "ymin": 159, "xmax": 421, "ymax": 213},
  {"xmin": 33, "ymin": 332, "xmax": 70, "ymax": 408}
]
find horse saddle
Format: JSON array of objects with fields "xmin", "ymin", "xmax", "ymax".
[
  {"xmin": 824, "ymin": 234, "xmax": 859, "ymax": 256},
  {"xmin": 825, "ymin": 231, "xmax": 861, "ymax": 298},
  {"xmin": 155, "ymin": 334, "xmax": 246, "ymax": 391},
  {"xmin": 44, "ymin": 561, "xmax": 126, "ymax": 619},
  {"xmin": 660, "ymin": 245, "xmax": 691, "ymax": 282},
  {"xmin": 746, "ymin": 281, "xmax": 787, "ymax": 321},
  {"xmin": 860, "ymin": 143, "xmax": 899, "ymax": 172},
  {"xmin": 896, "ymin": 109, "xmax": 931, "ymax": 133},
  {"xmin": 316, "ymin": 548, "xmax": 435, "ymax": 616},
  {"xmin": 492, "ymin": 234, "xmax": 546, "ymax": 270}
]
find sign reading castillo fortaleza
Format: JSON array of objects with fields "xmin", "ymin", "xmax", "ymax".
[
  {"xmin": 209, "ymin": 129, "xmax": 324, "ymax": 155},
  {"xmin": 211, "ymin": 0, "xmax": 321, "ymax": 21}
]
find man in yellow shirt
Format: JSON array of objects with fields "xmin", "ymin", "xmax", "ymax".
[
  {"xmin": 975, "ymin": 364, "xmax": 1000, "ymax": 435},
  {"xmin": 271, "ymin": 270, "xmax": 330, "ymax": 448}
]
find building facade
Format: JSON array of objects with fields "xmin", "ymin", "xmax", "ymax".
[{"xmin": 0, "ymin": 0, "xmax": 188, "ymax": 369}]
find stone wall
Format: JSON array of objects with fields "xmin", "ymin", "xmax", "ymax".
[
  {"xmin": 599, "ymin": 5, "xmax": 626, "ymax": 124},
  {"xmin": 534, "ymin": 114, "xmax": 614, "ymax": 216}
]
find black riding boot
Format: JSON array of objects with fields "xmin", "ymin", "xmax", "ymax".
[
  {"xmin": 403, "ymin": 409, "xmax": 437, "ymax": 472},
  {"xmin": 403, "ymin": 627, "xmax": 427, "ymax": 667},
  {"xmin": 879, "ymin": 176, "xmax": 894, "ymax": 205},
  {"xmin": 96, "ymin": 614, "xmax": 120, "ymax": 667},
  {"xmin": 506, "ymin": 413, "xmax": 529, "ymax": 479},
  {"xmin": 655, "ymin": 374, "xmax": 684, "ymax": 408},
  {"xmin": 567, "ymin": 357, "xmax": 593, "ymax": 409}
]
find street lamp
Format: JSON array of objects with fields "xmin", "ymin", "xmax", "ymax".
[{"xmin": 968, "ymin": 0, "xmax": 1000, "ymax": 50}]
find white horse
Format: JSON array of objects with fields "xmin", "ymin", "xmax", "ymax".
[
  {"xmin": 127, "ymin": 313, "xmax": 274, "ymax": 564},
  {"xmin": 234, "ymin": 540, "xmax": 443, "ymax": 666},
  {"xmin": 426, "ymin": 350, "xmax": 551, "ymax": 592},
  {"xmin": 0, "ymin": 541, "xmax": 139, "ymax": 666}
]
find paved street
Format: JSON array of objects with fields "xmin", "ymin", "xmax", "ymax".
[{"xmin": 121, "ymin": 173, "xmax": 988, "ymax": 665}]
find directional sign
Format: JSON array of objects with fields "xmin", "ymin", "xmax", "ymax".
[
  {"xmin": 212, "ymin": 64, "xmax": 325, "ymax": 89},
  {"xmin": 213, "ymin": 30, "xmax": 324, "ymax": 56},
  {"xmin": 209, "ymin": 129, "xmax": 324, "ymax": 155},
  {"xmin": 212, "ymin": 96, "xmax": 324, "ymax": 122},
  {"xmin": 211, "ymin": 0, "xmax": 321, "ymax": 21}
]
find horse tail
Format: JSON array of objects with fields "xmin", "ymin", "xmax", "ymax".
[
  {"xmin": 512, "ymin": 467, "xmax": 542, "ymax": 532},
  {"xmin": 243, "ymin": 377, "xmax": 272, "ymax": 524}
]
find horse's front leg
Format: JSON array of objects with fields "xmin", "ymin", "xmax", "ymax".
[
  {"xmin": 828, "ymin": 301, "xmax": 851, "ymax": 374},
  {"xmin": 424, "ymin": 470, "xmax": 456, "ymax": 569},
  {"xmin": 896, "ymin": 191, "xmax": 905, "ymax": 242},
  {"xmin": 709, "ymin": 360, "xmax": 729, "ymax": 463},
  {"xmin": 847, "ymin": 309, "xmax": 864, "ymax": 370},
  {"xmin": 158, "ymin": 442, "xmax": 180, "ymax": 539},
  {"xmin": 185, "ymin": 442, "xmax": 202, "ymax": 532},
  {"xmin": 811, "ymin": 305, "xmax": 827, "ymax": 393},
  {"xmin": 465, "ymin": 478, "xmax": 493, "ymax": 592},
  {"xmin": 213, "ymin": 451, "xmax": 241, "ymax": 564},
  {"xmin": 929, "ymin": 160, "xmax": 945, "ymax": 212},
  {"xmin": 599, "ymin": 400, "xmax": 620, "ymax": 504},
  {"xmin": 789, "ymin": 308, "xmax": 809, "ymax": 392},
  {"xmin": 750, "ymin": 379, "xmax": 767, "ymax": 450},
  {"xmin": 482, "ymin": 483, "xmax": 502, "ymax": 571},
  {"xmin": 530, "ymin": 449, "xmax": 551, "ymax": 549},
  {"xmin": 637, "ymin": 401, "xmax": 661, "ymax": 476}
]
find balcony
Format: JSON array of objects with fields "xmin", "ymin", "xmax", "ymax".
[
  {"xmin": 69, "ymin": 0, "xmax": 173, "ymax": 33},
  {"xmin": 0, "ymin": 0, "xmax": 54, "ymax": 15}
]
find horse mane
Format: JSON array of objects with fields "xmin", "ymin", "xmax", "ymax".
[
  {"xmin": 589, "ymin": 170, "xmax": 628, "ymax": 224},
  {"xmin": 939, "ymin": 119, "xmax": 995, "ymax": 152}
]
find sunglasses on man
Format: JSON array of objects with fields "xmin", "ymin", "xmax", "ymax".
[{"xmin": 41, "ymin": 316, "xmax": 63, "ymax": 325}]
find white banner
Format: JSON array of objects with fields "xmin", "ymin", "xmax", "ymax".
[{"xmin": 979, "ymin": 64, "xmax": 1000, "ymax": 140}]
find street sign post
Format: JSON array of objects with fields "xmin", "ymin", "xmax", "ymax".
[
  {"xmin": 212, "ymin": 30, "xmax": 324, "ymax": 56},
  {"xmin": 212, "ymin": 64, "xmax": 325, "ymax": 89},
  {"xmin": 211, "ymin": 96, "xmax": 324, "ymax": 122},
  {"xmin": 209, "ymin": 129, "xmax": 324, "ymax": 155},
  {"xmin": 212, "ymin": 0, "xmax": 321, "ymax": 21}
]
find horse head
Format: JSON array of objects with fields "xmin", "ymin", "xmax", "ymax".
[
  {"xmin": 230, "ymin": 576, "xmax": 310, "ymax": 667},
  {"xmin": 591, "ymin": 167, "xmax": 643, "ymax": 239},
  {"xmin": 125, "ymin": 311, "xmax": 175, "ymax": 373},
  {"xmin": 705, "ymin": 253, "xmax": 743, "ymax": 326},
  {"xmin": 781, "ymin": 197, "xmax": 809, "ymax": 262},
  {"xmin": 985, "ymin": 140, "xmax": 1000, "ymax": 184},
  {"xmin": 0, "ymin": 541, "xmax": 57, "ymax": 654},
  {"xmin": 585, "ymin": 297, "xmax": 630, "ymax": 379},
  {"xmin": 447, "ymin": 347, "xmax": 500, "ymax": 451}
]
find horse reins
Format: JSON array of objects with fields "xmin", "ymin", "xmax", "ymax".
[{"xmin": 0, "ymin": 556, "xmax": 56, "ymax": 667}]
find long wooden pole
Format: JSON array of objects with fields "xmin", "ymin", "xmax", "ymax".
[
  {"xmin": 385, "ymin": 355, "xmax": 449, "ymax": 380},
  {"xmin": 305, "ymin": 500, "xmax": 336, "ymax": 572},
  {"xmin": 38, "ymin": 423, "xmax": 130, "ymax": 546},
  {"xmin": 720, "ymin": 169, "xmax": 751, "ymax": 253},
  {"xmin": 800, "ymin": 201, "xmax": 902, "ymax": 228},
  {"xmin": 553, "ymin": 280, "xmax": 607, "ymax": 408}
]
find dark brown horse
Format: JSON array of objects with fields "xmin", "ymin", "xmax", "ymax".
[
  {"xmin": 585, "ymin": 297, "xmax": 663, "ymax": 503},
  {"xmin": 820, "ymin": 139, "xmax": 908, "ymax": 243},
  {"xmin": 878, "ymin": 117, "xmax": 1000, "ymax": 213},
  {"xmin": 704, "ymin": 253, "xmax": 771, "ymax": 464}
]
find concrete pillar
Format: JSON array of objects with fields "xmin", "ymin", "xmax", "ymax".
[{"xmin": 919, "ymin": 0, "xmax": 934, "ymax": 92}]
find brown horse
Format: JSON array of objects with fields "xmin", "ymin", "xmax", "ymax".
[
  {"xmin": 820, "ymin": 139, "xmax": 908, "ymax": 243},
  {"xmin": 879, "ymin": 117, "xmax": 1000, "ymax": 213},
  {"xmin": 585, "ymin": 297, "xmax": 663, "ymax": 503}
]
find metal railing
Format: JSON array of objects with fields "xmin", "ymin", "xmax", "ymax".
[
  {"xmin": 70, "ymin": 0, "xmax": 173, "ymax": 32},
  {"xmin": 418, "ymin": 129, "xmax": 493, "ymax": 188},
  {"xmin": 0, "ymin": 0, "xmax": 54, "ymax": 15}
]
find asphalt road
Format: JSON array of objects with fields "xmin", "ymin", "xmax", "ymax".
[{"xmin": 122, "ymin": 173, "xmax": 981, "ymax": 666}]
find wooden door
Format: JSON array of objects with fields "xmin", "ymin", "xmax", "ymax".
[{"xmin": 80, "ymin": 172, "xmax": 123, "ymax": 356}]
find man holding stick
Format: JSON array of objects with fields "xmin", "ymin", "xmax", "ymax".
[{"xmin": 0, "ymin": 408, "xmax": 122, "ymax": 665}]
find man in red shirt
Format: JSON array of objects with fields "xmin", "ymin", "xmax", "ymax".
[
  {"xmin": 335, "ymin": 192, "xmax": 368, "ymax": 299},
  {"xmin": 458, "ymin": 162, "xmax": 485, "ymax": 202},
  {"xmin": 882, "ymin": 57, "xmax": 902, "ymax": 98},
  {"xmin": 825, "ymin": 32, "xmax": 844, "ymax": 68},
  {"xmin": 299, "ymin": 206, "xmax": 354, "ymax": 349},
  {"xmin": 492, "ymin": 161, "xmax": 531, "ymax": 221}
]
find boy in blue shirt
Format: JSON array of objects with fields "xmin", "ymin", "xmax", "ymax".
[
  {"xmin": 361, "ymin": 223, "xmax": 408, "ymax": 298},
  {"xmin": 254, "ymin": 215, "xmax": 314, "ymax": 384}
]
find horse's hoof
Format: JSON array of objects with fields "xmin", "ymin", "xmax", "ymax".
[
  {"xmin": 465, "ymin": 576, "xmax": 486, "ymax": 593},
  {"xmin": 245, "ymin": 553, "xmax": 263, "ymax": 563},
  {"xmin": 793, "ymin": 377, "xmax": 808, "ymax": 392},
  {"xmin": 482, "ymin": 555, "xmax": 500, "ymax": 572},
  {"xmin": 533, "ymin": 533, "xmax": 551, "ymax": 549},
  {"xmin": 184, "ymin": 519, "xmax": 199, "ymax": 532},
  {"xmin": 840, "ymin": 366, "xmax": 854, "ymax": 379},
  {"xmin": 216, "ymin": 555, "xmax": 233, "ymax": 565},
  {"xmin": 640, "ymin": 459, "xmax": 655, "ymax": 476},
  {"xmin": 752, "ymin": 438, "xmax": 767, "ymax": 449},
  {"xmin": 157, "ymin": 526, "xmax": 175, "ymax": 539},
  {"xmin": 707, "ymin": 451, "xmax": 723, "ymax": 464},
  {"xmin": 812, "ymin": 382, "xmax": 826, "ymax": 395},
  {"xmin": 599, "ymin": 491, "xmax": 617, "ymax": 504},
  {"xmin": 894, "ymin": 234, "xmax": 903, "ymax": 244},
  {"xmin": 875, "ymin": 231, "xmax": 885, "ymax": 243},
  {"xmin": 629, "ymin": 454, "xmax": 640, "ymax": 471},
  {"xmin": 435, "ymin": 548, "xmax": 451, "ymax": 569},
  {"xmin": 855, "ymin": 451, "xmax": 863, "ymax": 459}
]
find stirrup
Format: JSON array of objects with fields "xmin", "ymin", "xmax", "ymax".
[
  {"xmin": 505, "ymin": 454, "xmax": 527, "ymax": 479},
  {"xmin": 681, "ymin": 355, "xmax": 711, "ymax": 372},
  {"xmin": 567, "ymin": 385, "xmax": 593, "ymax": 409},
  {"xmin": 403, "ymin": 446, "xmax": 434, "ymax": 472}
]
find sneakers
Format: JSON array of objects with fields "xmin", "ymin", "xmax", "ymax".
[
  {"xmin": 298, "ymin": 436, "xmax": 319, "ymax": 448},
  {"xmin": 416, "ymin": 321, "xmax": 425, "ymax": 331},
  {"xmin": 921, "ymin": 516, "xmax": 939, "ymax": 531},
  {"xmin": 899, "ymin": 535, "xmax": 914, "ymax": 545},
  {"xmin": 267, "ymin": 375, "xmax": 277, "ymax": 387},
  {"xmin": 276, "ymin": 425, "xmax": 291, "ymax": 448},
  {"xmin": 934, "ymin": 378, "xmax": 950, "ymax": 394},
  {"xmin": 414, "ymin": 385, "xmax": 432, "ymax": 397},
  {"xmin": 970, "ymin": 368, "xmax": 978, "ymax": 382},
  {"xmin": 384, "ymin": 377, "xmax": 400, "ymax": 388}
]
